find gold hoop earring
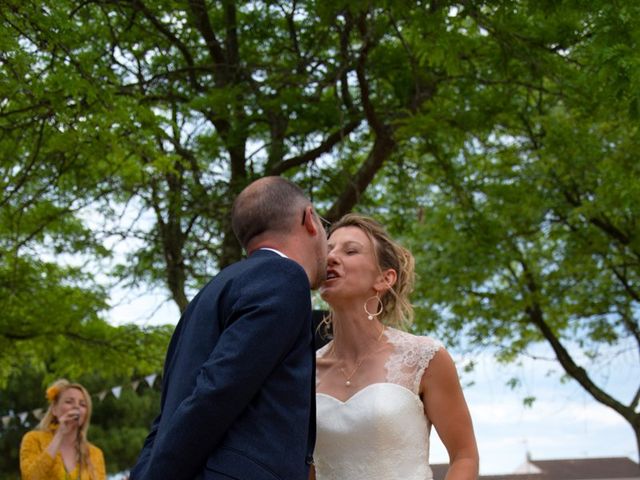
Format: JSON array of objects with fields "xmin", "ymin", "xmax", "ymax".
[{"xmin": 364, "ymin": 294, "xmax": 383, "ymax": 321}]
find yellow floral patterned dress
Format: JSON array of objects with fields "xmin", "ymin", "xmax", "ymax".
[{"xmin": 20, "ymin": 430, "xmax": 106, "ymax": 480}]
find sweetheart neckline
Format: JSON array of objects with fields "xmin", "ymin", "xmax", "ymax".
[{"xmin": 316, "ymin": 381, "xmax": 420, "ymax": 405}]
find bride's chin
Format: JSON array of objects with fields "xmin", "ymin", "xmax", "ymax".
[{"xmin": 319, "ymin": 286, "xmax": 335, "ymax": 301}]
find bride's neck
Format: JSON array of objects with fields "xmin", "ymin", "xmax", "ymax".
[{"xmin": 330, "ymin": 306, "xmax": 385, "ymax": 361}]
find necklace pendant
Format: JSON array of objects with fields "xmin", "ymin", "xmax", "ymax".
[{"xmin": 345, "ymin": 380, "xmax": 351, "ymax": 387}]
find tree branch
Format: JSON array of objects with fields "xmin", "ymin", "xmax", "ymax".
[
  {"xmin": 354, "ymin": 11, "xmax": 384, "ymax": 135},
  {"xmin": 520, "ymin": 260, "xmax": 637, "ymax": 423},
  {"xmin": 325, "ymin": 131, "xmax": 396, "ymax": 222},
  {"xmin": 269, "ymin": 119, "xmax": 362, "ymax": 175},
  {"xmin": 187, "ymin": 0, "xmax": 228, "ymax": 83},
  {"xmin": 128, "ymin": 0, "xmax": 201, "ymax": 90}
]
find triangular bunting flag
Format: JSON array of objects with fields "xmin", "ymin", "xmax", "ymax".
[
  {"xmin": 112, "ymin": 386, "xmax": 122, "ymax": 399},
  {"xmin": 1, "ymin": 416, "xmax": 11, "ymax": 428},
  {"xmin": 145, "ymin": 374, "xmax": 157, "ymax": 387},
  {"xmin": 13, "ymin": 372, "xmax": 163, "ymax": 428}
]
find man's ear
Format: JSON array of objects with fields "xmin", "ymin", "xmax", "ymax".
[
  {"xmin": 374, "ymin": 268, "xmax": 397, "ymax": 293},
  {"xmin": 303, "ymin": 206, "xmax": 320, "ymax": 235}
]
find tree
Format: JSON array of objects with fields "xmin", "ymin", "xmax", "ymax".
[
  {"xmin": 1, "ymin": 0, "xmax": 450, "ymax": 469},
  {"xmin": 4, "ymin": 0, "xmax": 513, "ymax": 311},
  {"xmin": 380, "ymin": 1, "xmax": 640, "ymax": 459},
  {"xmin": 1, "ymin": 0, "xmax": 639, "ymax": 467},
  {"xmin": 0, "ymin": 0, "xmax": 173, "ymax": 386}
]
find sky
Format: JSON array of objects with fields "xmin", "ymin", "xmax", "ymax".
[
  {"xmin": 430, "ymin": 350, "xmax": 638, "ymax": 474},
  {"xmin": 109, "ymin": 285, "xmax": 639, "ymax": 475}
]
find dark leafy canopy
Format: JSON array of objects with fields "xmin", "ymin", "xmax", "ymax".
[
  {"xmin": 0, "ymin": 0, "xmax": 473, "ymax": 472},
  {"xmin": 3, "ymin": 0, "xmax": 488, "ymax": 312},
  {"xmin": 381, "ymin": 0, "xmax": 640, "ymax": 456},
  {"xmin": 0, "ymin": 84, "xmax": 171, "ymax": 388},
  {"xmin": 1, "ymin": 0, "xmax": 639, "ymax": 471}
]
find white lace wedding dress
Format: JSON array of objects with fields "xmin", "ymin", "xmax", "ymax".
[{"xmin": 315, "ymin": 327, "xmax": 442, "ymax": 480}]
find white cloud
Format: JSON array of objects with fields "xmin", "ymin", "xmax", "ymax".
[
  {"xmin": 468, "ymin": 395, "xmax": 626, "ymax": 430},
  {"xmin": 108, "ymin": 286, "xmax": 179, "ymax": 326},
  {"xmin": 433, "ymin": 348, "xmax": 638, "ymax": 474}
]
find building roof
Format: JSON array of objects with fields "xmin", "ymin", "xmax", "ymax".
[
  {"xmin": 528, "ymin": 457, "xmax": 640, "ymax": 479},
  {"xmin": 432, "ymin": 456, "xmax": 639, "ymax": 480}
]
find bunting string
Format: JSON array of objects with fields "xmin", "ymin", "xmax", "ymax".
[{"xmin": 0, "ymin": 373, "xmax": 160, "ymax": 430}]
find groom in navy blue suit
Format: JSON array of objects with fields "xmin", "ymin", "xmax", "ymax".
[{"xmin": 130, "ymin": 176, "xmax": 328, "ymax": 480}]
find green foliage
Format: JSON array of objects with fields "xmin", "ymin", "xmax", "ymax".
[
  {"xmin": 90, "ymin": 383, "xmax": 161, "ymax": 474},
  {"xmin": 0, "ymin": 250, "xmax": 172, "ymax": 386},
  {"xmin": 0, "ymin": 369, "xmax": 42, "ymax": 480},
  {"xmin": 1, "ymin": 0, "xmax": 639, "ymax": 466},
  {"xmin": 377, "ymin": 0, "xmax": 640, "ymax": 453}
]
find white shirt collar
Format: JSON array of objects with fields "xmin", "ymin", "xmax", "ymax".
[{"xmin": 258, "ymin": 247, "xmax": 288, "ymax": 258}]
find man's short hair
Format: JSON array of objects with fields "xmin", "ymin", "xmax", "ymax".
[{"xmin": 232, "ymin": 176, "xmax": 309, "ymax": 249}]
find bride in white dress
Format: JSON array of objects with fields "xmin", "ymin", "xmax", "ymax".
[{"xmin": 314, "ymin": 214, "xmax": 479, "ymax": 480}]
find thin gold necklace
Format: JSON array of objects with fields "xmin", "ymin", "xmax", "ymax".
[{"xmin": 335, "ymin": 325, "xmax": 385, "ymax": 387}]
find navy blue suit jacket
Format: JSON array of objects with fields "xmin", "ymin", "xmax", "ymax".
[{"xmin": 130, "ymin": 250, "xmax": 316, "ymax": 480}]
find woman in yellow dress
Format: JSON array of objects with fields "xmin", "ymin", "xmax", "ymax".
[{"xmin": 20, "ymin": 378, "xmax": 106, "ymax": 480}]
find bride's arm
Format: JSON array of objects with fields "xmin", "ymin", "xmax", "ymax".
[{"xmin": 421, "ymin": 348, "xmax": 479, "ymax": 480}]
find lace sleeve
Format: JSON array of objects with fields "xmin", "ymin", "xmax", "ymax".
[
  {"xmin": 316, "ymin": 342, "xmax": 332, "ymax": 388},
  {"xmin": 385, "ymin": 329, "xmax": 443, "ymax": 394}
]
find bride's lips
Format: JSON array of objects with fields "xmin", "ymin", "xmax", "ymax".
[
  {"xmin": 321, "ymin": 269, "xmax": 339, "ymax": 289},
  {"xmin": 325, "ymin": 268, "xmax": 339, "ymax": 281}
]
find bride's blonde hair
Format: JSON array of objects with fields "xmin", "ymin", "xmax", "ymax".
[{"xmin": 327, "ymin": 213, "xmax": 415, "ymax": 328}]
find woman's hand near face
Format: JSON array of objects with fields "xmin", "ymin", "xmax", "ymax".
[
  {"xmin": 45, "ymin": 408, "xmax": 81, "ymax": 460},
  {"xmin": 58, "ymin": 408, "xmax": 81, "ymax": 434},
  {"xmin": 46, "ymin": 407, "xmax": 82, "ymax": 458}
]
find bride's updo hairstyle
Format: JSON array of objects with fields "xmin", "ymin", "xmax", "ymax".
[{"xmin": 328, "ymin": 213, "xmax": 415, "ymax": 329}]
